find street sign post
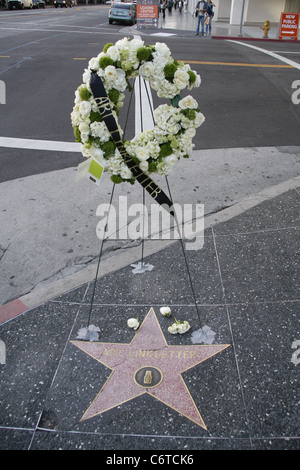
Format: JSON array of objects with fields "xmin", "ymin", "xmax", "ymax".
[
  {"xmin": 279, "ymin": 12, "xmax": 299, "ymax": 40},
  {"xmin": 137, "ymin": 0, "xmax": 158, "ymax": 29}
]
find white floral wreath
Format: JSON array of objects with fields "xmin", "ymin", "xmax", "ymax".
[{"xmin": 71, "ymin": 37, "xmax": 205, "ymax": 184}]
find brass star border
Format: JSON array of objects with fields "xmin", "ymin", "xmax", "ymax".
[{"xmin": 71, "ymin": 308, "xmax": 230, "ymax": 429}]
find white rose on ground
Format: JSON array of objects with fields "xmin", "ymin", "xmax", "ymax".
[
  {"xmin": 177, "ymin": 321, "xmax": 191, "ymax": 334},
  {"xmin": 127, "ymin": 318, "xmax": 139, "ymax": 330},
  {"xmin": 168, "ymin": 319, "xmax": 191, "ymax": 334},
  {"xmin": 160, "ymin": 306, "xmax": 171, "ymax": 317},
  {"xmin": 168, "ymin": 323, "xmax": 178, "ymax": 334}
]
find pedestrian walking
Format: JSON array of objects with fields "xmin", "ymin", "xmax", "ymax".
[
  {"xmin": 205, "ymin": 0, "xmax": 215, "ymax": 35},
  {"xmin": 178, "ymin": 0, "xmax": 183, "ymax": 12},
  {"xmin": 195, "ymin": 0, "xmax": 208, "ymax": 36},
  {"xmin": 159, "ymin": 0, "xmax": 167, "ymax": 18}
]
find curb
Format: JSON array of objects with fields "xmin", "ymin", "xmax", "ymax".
[
  {"xmin": 1, "ymin": 174, "xmax": 300, "ymax": 325},
  {"xmin": 212, "ymin": 36, "xmax": 300, "ymax": 43}
]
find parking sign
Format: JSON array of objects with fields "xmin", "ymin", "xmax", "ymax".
[{"xmin": 279, "ymin": 12, "xmax": 299, "ymax": 40}]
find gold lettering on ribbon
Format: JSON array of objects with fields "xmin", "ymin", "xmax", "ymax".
[
  {"xmin": 95, "ymin": 97, "xmax": 113, "ymax": 117},
  {"xmin": 90, "ymin": 73, "xmax": 173, "ymax": 212}
]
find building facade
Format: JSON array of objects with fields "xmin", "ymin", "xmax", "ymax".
[{"xmin": 190, "ymin": 0, "xmax": 300, "ymax": 24}]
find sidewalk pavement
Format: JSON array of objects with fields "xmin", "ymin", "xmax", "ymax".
[
  {"xmin": 0, "ymin": 176, "xmax": 299, "ymax": 450},
  {"xmin": 0, "ymin": 11, "xmax": 299, "ymax": 451},
  {"xmin": 135, "ymin": 9, "xmax": 293, "ymax": 41}
]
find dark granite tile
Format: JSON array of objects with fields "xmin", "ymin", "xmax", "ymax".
[
  {"xmin": 31, "ymin": 429, "xmax": 253, "ymax": 450},
  {"xmin": 85, "ymin": 235, "xmax": 224, "ymax": 306},
  {"xmin": 0, "ymin": 428, "xmax": 34, "ymax": 450},
  {"xmin": 228, "ymin": 302, "xmax": 299, "ymax": 438},
  {"xmin": 213, "ymin": 189, "xmax": 300, "ymax": 235},
  {"xmin": 252, "ymin": 438, "xmax": 300, "ymax": 450},
  {"xmin": 50, "ymin": 284, "xmax": 90, "ymax": 304},
  {"xmin": 0, "ymin": 302, "xmax": 79, "ymax": 428},
  {"xmin": 214, "ymin": 228, "xmax": 300, "ymax": 303}
]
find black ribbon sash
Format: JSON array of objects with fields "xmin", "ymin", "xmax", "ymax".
[{"xmin": 90, "ymin": 71, "xmax": 174, "ymax": 215}]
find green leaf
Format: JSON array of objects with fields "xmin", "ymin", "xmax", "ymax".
[{"xmin": 170, "ymin": 94, "xmax": 181, "ymax": 107}]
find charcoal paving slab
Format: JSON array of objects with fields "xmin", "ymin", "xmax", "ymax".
[
  {"xmin": 213, "ymin": 189, "xmax": 300, "ymax": 235},
  {"xmin": 0, "ymin": 302, "xmax": 80, "ymax": 429},
  {"xmin": 212, "ymin": 227, "xmax": 299, "ymax": 303},
  {"xmin": 227, "ymin": 302, "xmax": 299, "ymax": 439},
  {"xmin": 30, "ymin": 429, "xmax": 253, "ymax": 451},
  {"xmin": 84, "ymin": 235, "xmax": 224, "ymax": 307},
  {"xmin": 0, "ymin": 428, "xmax": 34, "ymax": 450},
  {"xmin": 0, "ymin": 188, "xmax": 299, "ymax": 450}
]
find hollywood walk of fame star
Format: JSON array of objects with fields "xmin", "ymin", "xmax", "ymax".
[{"xmin": 71, "ymin": 308, "xmax": 230, "ymax": 429}]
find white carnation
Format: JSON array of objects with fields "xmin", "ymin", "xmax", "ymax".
[
  {"xmin": 155, "ymin": 42, "xmax": 171, "ymax": 58},
  {"xmin": 79, "ymin": 101, "xmax": 91, "ymax": 118},
  {"xmin": 106, "ymin": 45, "xmax": 120, "ymax": 62}
]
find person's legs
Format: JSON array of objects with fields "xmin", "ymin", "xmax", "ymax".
[
  {"xmin": 200, "ymin": 15, "xmax": 205, "ymax": 34},
  {"xmin": 195, "ymin": 14, "xmax": 201, "ymax": 34},
  {"xmin": 196, "ymin": 14, "xmax": 204, "ymax": 34}
]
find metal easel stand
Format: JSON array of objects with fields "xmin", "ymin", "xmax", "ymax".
[
  {"xmin": 76, "ymin": 183, "xmax": 116, "ymax": 341},
  {"xmin": 130, "ymin": 187, "xmax": 155, "ymax": 274},
  {"xmin": 77, "ymin": 75, "xmax": 216, "ymax": 344}
]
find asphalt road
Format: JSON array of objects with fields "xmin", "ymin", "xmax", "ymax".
[
  {"xmin": 0, "ymin": 6, "xmax": 300, "ymax": 306},
  {"xmin": 0, "ymin": 5, "xmax": 300, "ymax": 182}
]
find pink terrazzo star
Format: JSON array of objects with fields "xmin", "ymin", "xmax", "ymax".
[{"xmin": 71, "ymin": 308, "xmax": 230, "ymax": 429}]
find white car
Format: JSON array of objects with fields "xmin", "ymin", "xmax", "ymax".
[{"xmin": 8, "ymin": 0, "xmax": 33, "ymax": 8}]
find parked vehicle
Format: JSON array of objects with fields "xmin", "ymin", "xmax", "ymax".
[
  {"xmin": 54, "ymin": 0, "xmax": 73, "ymax": 7},
  {"xmin": 33, "ymin": 0, "xmax": 45, "ymax": 7},
  {"xmin": 8, "ymin": 0, "xmax": 33, "ymax": 9},
  {"xmin": 108, "ymin": 2, "xmax": 137, "ymax": 25}
]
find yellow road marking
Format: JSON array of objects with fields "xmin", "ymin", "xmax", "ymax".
[
  {"xmin": 0, "ymin": 55, "xmax": 10, "ymax": 58},
  {"xmin": 185, "ymin": 60, "xmax": 293, "ymax": 68},
  {"xmin": 71, "ymin": 58, "xmax": 293, "ymax": 67}
]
